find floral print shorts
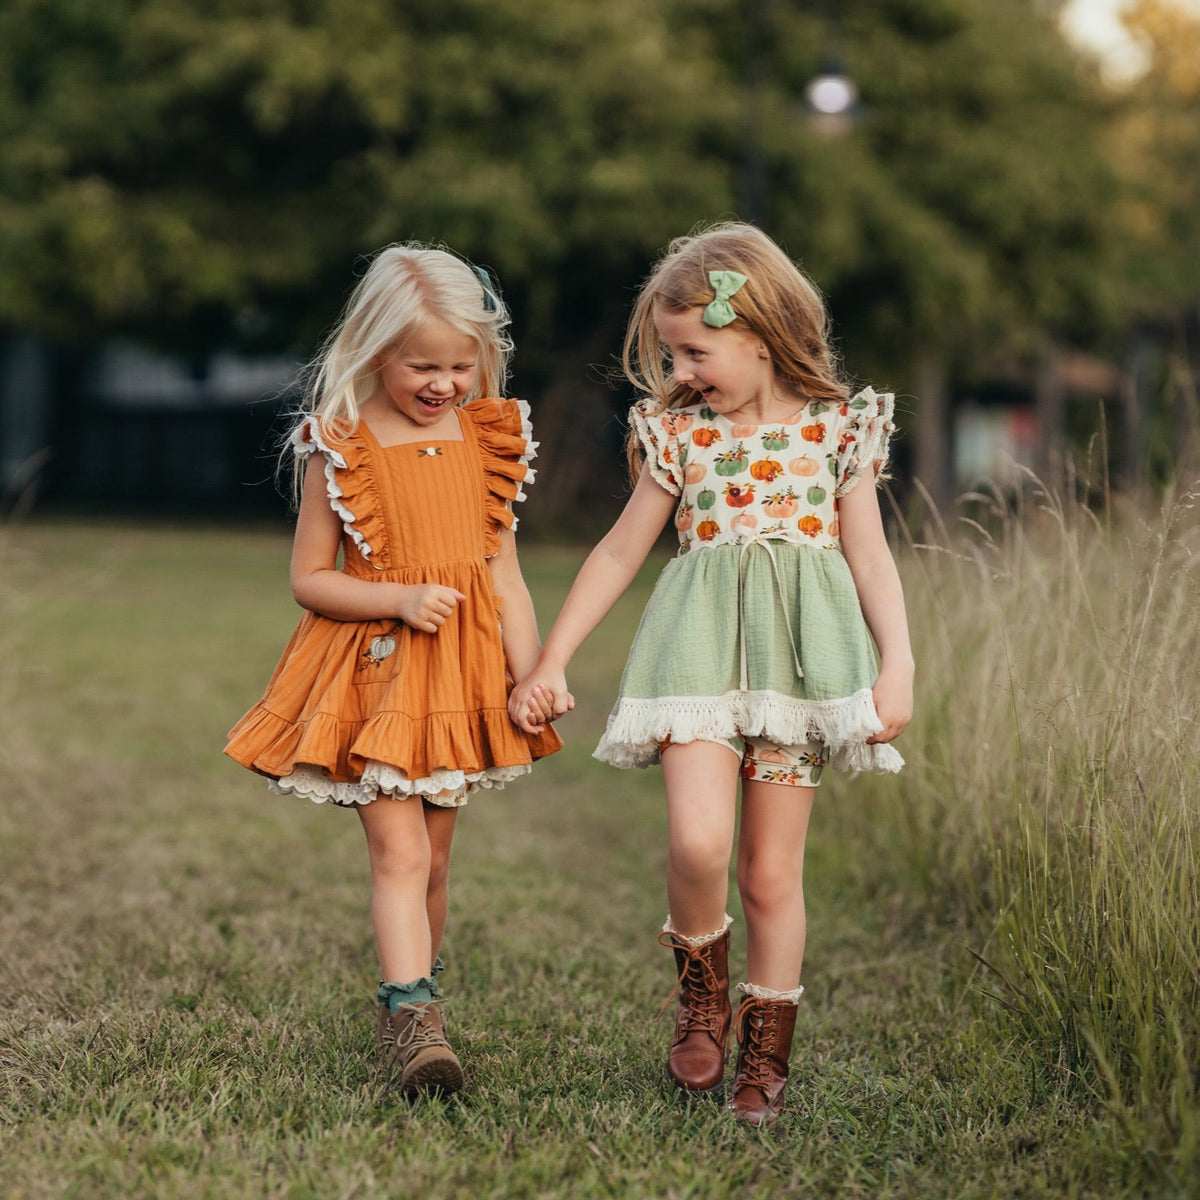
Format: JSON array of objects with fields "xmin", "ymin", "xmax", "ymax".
[{"xmin": 660, "ymin": 734, "xmax": 828, "ymax": 788}]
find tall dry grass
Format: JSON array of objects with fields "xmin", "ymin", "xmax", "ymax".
[{"xmin": 865, "ymin": 469, "xmax": 1200, "ymax": 1166}]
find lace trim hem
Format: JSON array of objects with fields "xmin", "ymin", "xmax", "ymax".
[{"xmin": 268, "ymin": 760, "xmax": 531, "ymax": 808}]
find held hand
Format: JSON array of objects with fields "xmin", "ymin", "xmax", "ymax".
[
  {"xmin": 397, "ymin": 584, "xmax": 468, "ymax": 634},
  {"xmin": 866, "ymin": 666, "xmax": 914, "ymax": 745},
  {"xmin": 508, "ymin": 668, "xmax": 574, "ymax": 734}
]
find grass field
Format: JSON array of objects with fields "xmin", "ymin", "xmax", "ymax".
[{"xmin": 1, "ymin": 487, "xmax": 1197, "ymax": 1199}]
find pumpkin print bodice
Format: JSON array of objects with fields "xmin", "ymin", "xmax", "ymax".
[
  {"xmin": 592, "ymin": 387, "xmax": 904, "ymax": 778},
  {"xmin": 632, "ymin": 389, "xmax": 894, "ymax": 557}
]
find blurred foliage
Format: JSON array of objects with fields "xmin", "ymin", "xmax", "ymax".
[
  {"xmin": 1105, "ymin": 0, "xmax": 1200, "ymax": 322},
  {"xmin": 0, "ymin": 0, "xmax": 738, "ymax": 366},
  {"xmin": 0, "ymin": 0, "xmax": 1145, "ymax": 384}
]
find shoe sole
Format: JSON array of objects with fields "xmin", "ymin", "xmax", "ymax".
[{"xmin": 401, "ymin": 1055, "xmax": 465, "ymax": 1096}]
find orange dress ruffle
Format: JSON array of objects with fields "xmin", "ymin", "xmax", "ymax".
[{"xmin": 224, "ymin": 397, "xmax": 561, "ymax": 807}]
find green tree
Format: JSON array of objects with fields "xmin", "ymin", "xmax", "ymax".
[
  {"xmin": 0, "ymin": 0, "xmax": 733, "ymax": 351},
  {"xmin": 721, "ymin": 0, "xmax": 1125, "ymax": 505},
  {"xmin": 0, "ymin": 0, "xmax": 1137, "ymax": 515},
  {"xmin": 1102, "ymin": 0, "xmax": 1200, "ymax": 483}
]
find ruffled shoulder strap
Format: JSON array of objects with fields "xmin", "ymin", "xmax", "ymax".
[
  {"xmin": 458, "ymin": 397, "xmax": 538, "ymax": 558},
  {"xmin": 290, "ymin": 415, "xmax": 387, "ymax": 568},
  {"xmin": 628, "ymin": 398, "xmax": 684, "ymax": 496},
  {"xmin": 834, "ymin": 387, "xmax": 897, "ymax": 498}
]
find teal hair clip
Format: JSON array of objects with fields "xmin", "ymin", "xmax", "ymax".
[
  {"xmin": 469, "ymin": 263, "xmax": 501, "ymax": 314},
  {"xmin": 702, "ymin": 270, "xmax": 748, "ymax": 328}
]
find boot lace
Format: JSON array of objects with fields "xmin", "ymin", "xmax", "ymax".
[
  {"xmin": 396, "ymin": 1002, "xmax": 450, "ymax": 1053},
  {"xmin": 734, "ymin": 1004, "xmax": 780, "ymax": 1092},
  {"xmin": 658, "ymin": 934, "xmax": 726, "ymax": 1036}
]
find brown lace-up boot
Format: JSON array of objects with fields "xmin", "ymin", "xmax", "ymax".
[
  {"xmin": 728, "ymin": 993, "xmax": 800, "ymax": 1125},
  {"xmin": 391, "ymin": 1001, "xmax": 464, "ymax": 1095},
  {"xmin": 658, "ymin": 926, "xmax": 732, "ymax": 1096}
]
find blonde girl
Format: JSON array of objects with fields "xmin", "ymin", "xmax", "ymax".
[
  {"xmin": 227, "ymin": 244, "xmax": 560, "ymax": 1096},
  {"xmin": 510, "ymin": 222, "xmax": 912, "ymax": 1125}
]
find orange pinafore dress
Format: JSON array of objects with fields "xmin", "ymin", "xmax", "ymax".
[{"xmin": 225, "ymin": 397, "xmax": 561, "ymax": 807}]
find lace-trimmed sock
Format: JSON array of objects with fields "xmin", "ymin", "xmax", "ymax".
[
  {"xmin": 661, "ymin": 913, "xmax": 734, "ymax": 948},
  {"xmin": 737, "ymin": 980, "xmax": 804, "ymax": 1004}
]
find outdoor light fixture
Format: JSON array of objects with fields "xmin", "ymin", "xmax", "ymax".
[
  {"xmin": 804, "ymin": 69, "xmax": 859, "ymax": 116},
  {"xmin": 803, "ymin": 53, "xmax": 860, "ymax": 136}
]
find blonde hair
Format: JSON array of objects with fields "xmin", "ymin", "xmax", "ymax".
[
  {"xmin": 622, "ymin": 222, "xmax": 850, "ymax": 478},
  {"xmin": 304, "ymin": 243, "xmax": 512, "ymax": 439}
]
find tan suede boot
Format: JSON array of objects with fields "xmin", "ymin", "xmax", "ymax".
[
  {"xmin": 375, "ymin": 965, "xmax": 447, "ymax": 1057},
  {"xmin": 728, "ymin": 993, "xmax": 799, "ymax": 1125},
  {"xmin": 658, "ymin": 926, "xmax": 733, "ymax": 1096},
  {"xmin": 391, "ymin": 1001, "xmax": 464, "ymax": 1095}
]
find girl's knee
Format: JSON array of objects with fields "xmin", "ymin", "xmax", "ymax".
[
  {"xmin": 669, "ymin": 836, "xmax": 730, "ymax": 887},
  {"xmin": 365, "ymin": 834, "xmax": 432, "ymax": 881},
  {"xmin": 427, "ymin": 845, "xmax": 452, "ymax": 892},
  {"xmin": 737, "ymin": 862, "xmax": 803, "ymax": 916}
]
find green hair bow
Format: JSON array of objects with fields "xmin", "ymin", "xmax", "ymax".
[
  {"xmin": 469, "ymin": 263, "xmax": 501, "ymax": 314},
  {"xmin": 702, "ymin": 270, "xmax": 748, "ymax": 328}
]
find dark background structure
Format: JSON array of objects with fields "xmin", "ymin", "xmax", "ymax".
[{"xmin": 2, "ymin": 0, "xmax": 1197, "ymax": 528}]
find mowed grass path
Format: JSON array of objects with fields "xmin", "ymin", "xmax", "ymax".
[{"xmin": 0, "ymin": 521, "xmax": 1176, "ymax": 1198}]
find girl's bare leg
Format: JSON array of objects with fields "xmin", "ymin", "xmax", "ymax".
[
  {"xmin": 661, "ymin": 740, "xmax": 741, "ymax": 937},
  {"xmin": 423, "ymin": 800, "xmax": 459, "ymax": 969},
  {"xmin": 736, "ymin": 779, "xmax": 815, "ymax": 991},
  {"xmin": 358, "ymin": 796, "xmax": 441, "ymax": 982}
]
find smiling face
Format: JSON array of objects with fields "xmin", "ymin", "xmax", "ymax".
[
  {"xmin": 653, "ymin": 304, "xmax": 787, "ymax": 422},
  {"xmin": 370, "ymin": 318, "xmax": 481, "ymax": 428}
]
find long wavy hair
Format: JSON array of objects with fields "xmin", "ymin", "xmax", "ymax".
[
  {"xmin": 622, "ymin": 222, "xmax": 850, "ymax": 479},
  {"xmin": 281, "ymin": 243, "xmax": 512, "ymax": 505},
  {"xmin": 305, "ymin": 243, "xmax": 511, "ymax": 437}
]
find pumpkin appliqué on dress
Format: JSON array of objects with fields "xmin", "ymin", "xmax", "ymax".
[{"xmin": 359, "ymin": 625, "xmax": 402, "ymax": 670}]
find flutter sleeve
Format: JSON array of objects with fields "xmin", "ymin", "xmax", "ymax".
[
  {"xmin": 462, "ymin": 397, "xmax": 538, "ymax": 559},
  {"xmin": 628, "ymin": 399, "xmax": 684, "ymax": 496},
  {"xmin": 290, "ymin": 415, "xmax": 388, "ymax": 568},
  {"xmin": 834, "ymin": 387, "xmax": 897, "ymax": 498}
]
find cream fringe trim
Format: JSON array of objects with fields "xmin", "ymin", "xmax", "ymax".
[
  {"xmin": 269, "ymin": 760, "xmax": 531, "ymax": 808},
  {"xmin": 595, "ymin": 688, "xmax": 904, "ymax": 774},
  {"xmin": 738, "ymin": 981, "xmax": 804, "ymax": 1004},
  {"xmin": 662, "ymin": 913, "xmax": 733, "ymax": 946}
]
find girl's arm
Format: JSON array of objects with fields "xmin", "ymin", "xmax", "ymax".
[
  {"xmin": 508, "ymin": 467, "xmax": 677, "ymax": 732},
  {"xmin": 837, "ymin": 473, "xmax": 915, "ymax": 744},
  {"xmin": 486, "ymin": 525, "xmax": 550, "ymax": 687},
  {"xmin": 290, "ymin": 462, "xmax": 466, "ymax": 631}
]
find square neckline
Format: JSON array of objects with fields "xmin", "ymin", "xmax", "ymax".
[{"xmin": 358, "ymin": 406, "xmax": 466, "ymax": 450}]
